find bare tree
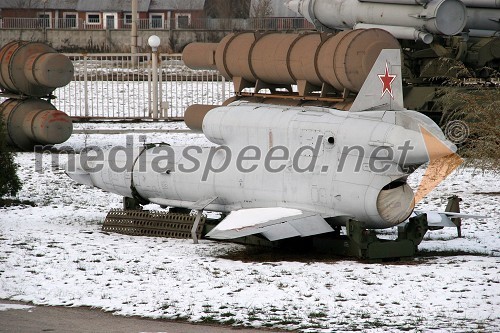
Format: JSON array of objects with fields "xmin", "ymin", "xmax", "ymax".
[
  {"xmin": 7, "ymin": 0, "xmax": 27, "ymax": 6},
  {"xmin": 251, "ymin": 0, "xmax": 273, "ymax": 18},
  {"xmin": 204, "ymin": 0, "xmax": 250, "ymax": 18},
  {"xmin": 168, "ymin": 0, "xmax": 205, "ymax": 10},
  {"xmin": 438, "ymin": 88, "xmax": 500, "ymax": 173}
]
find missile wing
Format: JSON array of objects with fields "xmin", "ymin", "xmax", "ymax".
[
  {"xmin": 405, "ymin": 211, "xmax": 489, "ymax": 228},
  {"xmin": 205, "ymin": 208, "xmax": 334, "ymax": 241}
]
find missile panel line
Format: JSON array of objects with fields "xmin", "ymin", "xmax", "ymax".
[
  {"xmin": 72, "ymin": 129, "xmax": 193, "ymax": 135},
  {"xmin": 238, "ymin": 92, "xmax": 346, "ymax": 103},
  {"xmin": 0, "ymin": 92, "xmax": 30, "ymax": 100},
  {"xmin": 70, "ymin": 117, "xmax": 186, "ymax": 122}
]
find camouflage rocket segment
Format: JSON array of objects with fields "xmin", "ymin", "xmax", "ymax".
[
  {"xmin": 183, "ymin": 29, "xmax": 400, "ymax": 95},
  {"xmin": 0, "ymin": 41, "xmax": 74, "ymax": 150}
]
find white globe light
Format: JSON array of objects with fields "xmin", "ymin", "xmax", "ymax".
[{"xmin": 148, "ymin": 35, "xmax": 161, "ymax": 48}]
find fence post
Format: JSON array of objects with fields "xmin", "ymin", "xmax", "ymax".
[
  {"xmin": 149, "ymin": 35, "xmax": 161, "ymax": 120},
  {"xmin": 84, "ymin": 54, "xmax": 89, "ymax": 118},
  {"xmin": 222, "ymin": 76, "xmax": 226, "ymax": 100},
  {"xmin": 159, "ymin": 55, "xmax": 164, "ymax": 119},
  {"xmin": 148, "ymin": 53, "xmax": 152, "ymax": 118}
]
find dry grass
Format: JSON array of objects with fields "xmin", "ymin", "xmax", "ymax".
[{"xmin": 437, "ymin": 88, "xmax": 500, "ymax": 173}]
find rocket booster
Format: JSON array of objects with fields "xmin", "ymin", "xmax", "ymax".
[
  {"xmin": 183, "ymin": 29, "xmax": 401, "ymax": 94},
  {"xmin": 286, "ymin": 0, "xmax": 500, "ymax": 41}
]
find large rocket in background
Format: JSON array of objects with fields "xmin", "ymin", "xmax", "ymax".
[{"xmin": 285, "ymin": 0, "xmax": 500, "ymax": 43}]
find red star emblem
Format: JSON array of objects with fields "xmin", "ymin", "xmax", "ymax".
[{"xmin": 378, "ymin": 62, "xmax": 396, "ymax": 99}]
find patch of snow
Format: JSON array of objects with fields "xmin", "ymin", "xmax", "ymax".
[
  {"xmin": 0, "ymin": 125, "xmax": 499, "ymax": 332},
  {"xmin": 0, "ymin": 303, "xmax": 34, "ymax": 311}
]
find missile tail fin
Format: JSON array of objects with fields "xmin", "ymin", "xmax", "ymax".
[{"xmin": 349, "ymin": 49, "xmax": 404, "ymax": 112}]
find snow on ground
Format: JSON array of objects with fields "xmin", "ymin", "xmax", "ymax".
[
  {"xmin": 0, "ymin": 303, "xmax": 34, "ymax": 312},
  {"xmin": 1, "ymin": 123, "xmax": 499, "ymax": 332}
]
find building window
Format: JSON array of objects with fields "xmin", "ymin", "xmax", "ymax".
[
  {"xmin": 175, "ymin": 13, "xmax": 191, "ymax": 29},
  {"xmin": 63, "ymin": 12, "xmax": 77, "ymax": 28},
  {"xmin": 38, "ymin": 12, "xmax": 51, "ymax": 28},
  {"xmin": 124, "ymin": 13, "xmax": 132, "ymax": 25},
  {"xmin": 86, "ymin": 13, "xmax": 101, "ymax": 24},
  {"xmin": 104, "ymin": 13, "xmax": 117, "ymax": 29},
  {"xmin": 149, "ymin": 13, "xmax": 164, "ymax": 29}
]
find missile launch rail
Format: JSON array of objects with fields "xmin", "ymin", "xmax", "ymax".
[{"xmin": 102, "ymin": 209, "xmax": 206, "ymax": 240}]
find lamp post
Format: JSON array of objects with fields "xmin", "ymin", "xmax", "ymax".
[{"xmin": 148, "ymin": 35, "xmax": 160, "ymax": 120}]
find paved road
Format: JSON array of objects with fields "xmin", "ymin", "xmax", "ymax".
[{"xmin": 0, "ymin": 300, "xmax": 283, "ymax": 333}]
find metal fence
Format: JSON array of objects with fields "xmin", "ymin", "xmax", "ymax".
[
  {"xmin": 0, "ymin": 17, "xmax": 314, "ymax": 31},
  {"xmin": 50, "ymin": 53, "xmax": 234, "ymax": 120}
]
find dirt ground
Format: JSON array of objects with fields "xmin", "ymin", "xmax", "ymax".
[{"xmin": 0, "ymin": 300, "xmax": 283, "ymax": 333}]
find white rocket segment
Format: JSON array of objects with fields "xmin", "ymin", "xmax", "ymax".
[
  {"xmin": 461, "ymin": 0, "xmax": 500, "ymax": 8},
  {"xmin": 205, "ymin": 208, "xmax": 334, "ymax": 240},
  {"xmin": 286, "ymin": 0, "xmax": 467, "ymax": 36},
  {"xmin": 354, "ymin": 23, "xmax": 433, "ymax": 44},
  {"xmin": 360, "ymin": 0, "xmax": 500, "ymax": 7}
]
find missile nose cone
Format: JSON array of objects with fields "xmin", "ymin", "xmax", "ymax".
[
  {"xmin": 389, "ymin": 111, "xmax": 459, "ymax": 167},
  {"xmin": 419, "ymin": 125, "xmax": 458, "ymax": 160},
  {"xmin": 386, "ymin": 127, "xmax": 428, "ymax": 166},
  {"xmin": 388, "ymin": 125, "xmax": 458, "ymax": 168}
]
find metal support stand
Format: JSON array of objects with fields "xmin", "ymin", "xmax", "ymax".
[
  {"xmin": 312, "ymin": 214, "xmax": 429, "ymax": 260},
  {"xmin": 122, "ymin": 197, "xmax": 142, "ymax": 210},
  {"xmin": 190, "ymin": 196, "xmax": 218, "ymax": 244},
  {"xmin": 191, "ymin": 210, "xmax": 203, "ymax": 244},
  {"xmin": 446, "ymin": 195, "xmax": 462, "ymax": 237}
]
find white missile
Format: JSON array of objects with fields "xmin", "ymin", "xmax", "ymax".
[
  {"xmin": 285, "ymin": 0, "xmax": 468, "ymax": 40},
  {"xmin": 66, "ymin": 50, "xmax": 458, "ymax": 241}
]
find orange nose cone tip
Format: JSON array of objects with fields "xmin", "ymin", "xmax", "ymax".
[
  {"xmin": 414, "ymin": 125, "xmax": 464, "ymax": 204},
  {"xmin": 419, "ymin": 126, "xmax": 457, "ymax": 160}
]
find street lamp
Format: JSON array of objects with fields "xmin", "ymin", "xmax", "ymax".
[
  {"xmin": 148, "ymin": 35, "xmax": 161, "ymax": 51},
  {"xmin": 148, "ymin": 35, "xmax": 160, "ymax": 120}
]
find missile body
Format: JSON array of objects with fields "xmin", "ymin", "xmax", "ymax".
[
  {"xmin": 286, "ymin": 0, "xmax": 467, "ymax": 39},
  {"xmin": 67, "ymin": 102, "xmax": 453, "ymax": 229},
  {"xmin": 67, "ymin": 48, "xmax": 456, "ymax": 232}
]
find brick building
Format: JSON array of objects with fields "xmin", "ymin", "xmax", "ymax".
[{"xmin": 0, "ymin": 0, "xmax": 205, "ymax": 30}]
